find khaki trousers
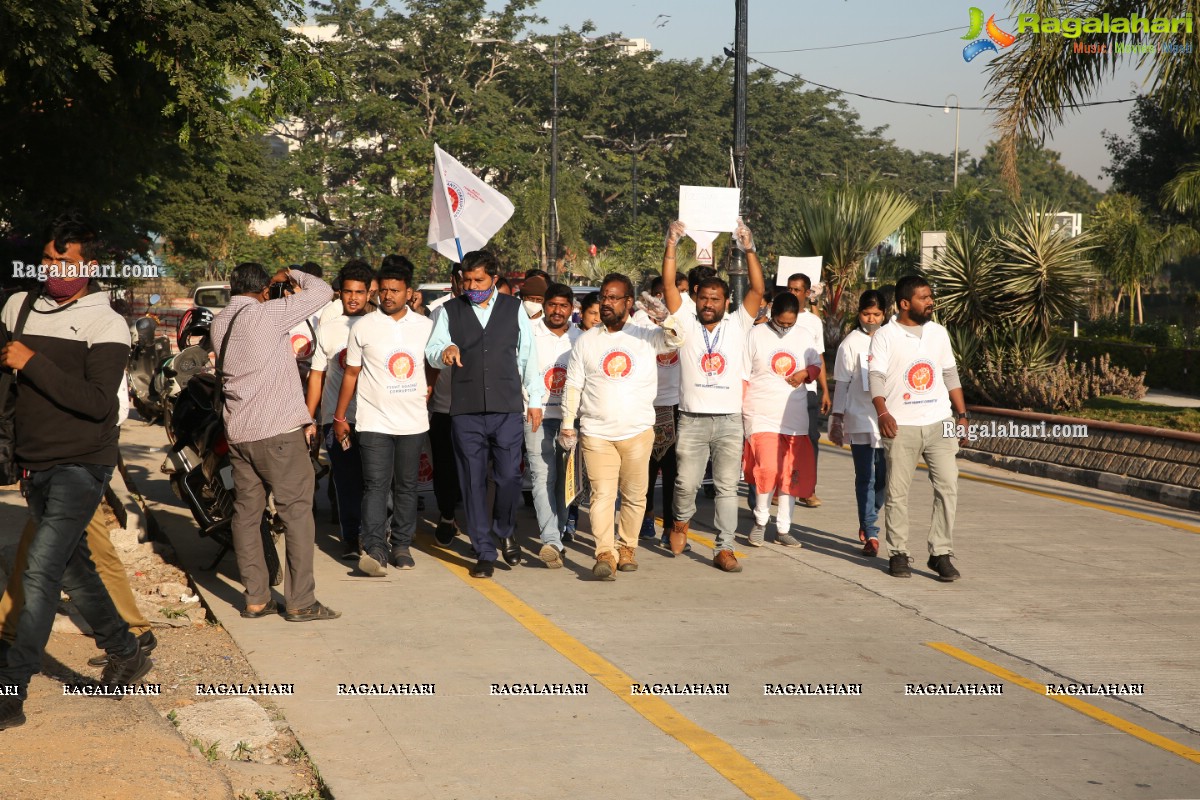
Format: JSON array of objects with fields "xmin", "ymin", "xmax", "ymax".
[
  {"xmin": 882, "ymin": 419, "xmax": 959, "ymax": 558},
  {"xmin": 0, "ymin": 504, "xmax": 151, "ymax": 642},
  {"xmin": 581, "ymin": 429, "xmax": 654, "ymax": 559}
]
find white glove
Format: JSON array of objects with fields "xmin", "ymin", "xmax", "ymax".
[
  {"xmin": 665, "ymin": 220, "xmax": 687, "ymax": 248},
  {"xmin": 734, "ymin": 217, "xmax": 755, "ymax": 252},
  {"xmin": 639, "ymin": 292, "xmax": 669, "ymax": 325},
  {"xmin": 557, "ymin": 429, "xmax": 578, "ymax": 451}
]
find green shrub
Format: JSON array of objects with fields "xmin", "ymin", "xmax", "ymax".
[{"xmin": 1062, "ymin": 337, "xmax": 1200, "ymax": 394}]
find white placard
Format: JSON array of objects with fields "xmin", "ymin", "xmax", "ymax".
[
  {"xmin": 775, "ymin": 256, "xmax": 823, "ymax": 287},
  {"xmin": 678, "ymin": 186, "xmax": 741, "ymax": 233}
]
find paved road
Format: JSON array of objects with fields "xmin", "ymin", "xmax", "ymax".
[
  {"xmin": 119, "ymin": 420, "xmax": 1200, "ymax": 800},
  {"xmin": 1143, "ymin": 389, "xmax": 1200, "ymax": 409}
]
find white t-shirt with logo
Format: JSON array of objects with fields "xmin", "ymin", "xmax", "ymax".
[
  {"xmin": 531, "ymin": 318, "xmax": 581, "ymax": 420},
  {"xmin": 630, "ymin": 309, "xmax": 681, "ymax": 406},
  {"xmin": 834, "ymin": 328, "xmax": 881, "ymax": 446},
  {"xmin": 288, "ymin": 317, "xmax": 318, "ymax": 363},
  {"xmin": 868, "ymin": 317, "xmax": 956, "ymax": 427},
  {"xmin": 676, "ymin": 306, "xmax": 756, "ymax": 415},
  {"xmin": 566, "ymin": 322, "xmax": 681, "ymax": 440},
  {"xmin": 310, "ymin": 312, "xmax": 362, "ymax": 425},
  {"xmin": 345, "ymin": 308, "xmax": 434, "ymax": 436},
  {"xmin": 743, "ymin": 322, "xmax": 823, "ymax": 436},
  {"xmin": 794, "ymin": 309, "xmax": 823, "ymax": 396}
]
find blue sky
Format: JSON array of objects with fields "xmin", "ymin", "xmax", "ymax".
[{"xmin": 506, "ymin": 0, "xmax": 1156, "ymax": 191}]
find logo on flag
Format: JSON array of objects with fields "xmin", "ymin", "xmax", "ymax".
[
  {"xmin": 601, "ymin": 349, "xmax": 634, "ymax": 379},
  {"xmin": 387, "ymin": 350, "xmax": 416, "ymax": 380},
  {"xmin": 770, "ymin": 351, "xmax": 797, "ymax": 377},
  {"xmin": 446, "ymin": 180, "xmax": 464, "ymax": 217}
]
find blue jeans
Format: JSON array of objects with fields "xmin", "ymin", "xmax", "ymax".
[
  {"xmin": 524, "ymin": 417, "xmax": 565, "ymax": 548},
  {"xmin": 0, "ymin": 464, "xmax": 136, "ymax": 698},
  {"xmin": 358, "ymin": 431, "xmax": 424, "ymax": 560},
  {"xmin": 674, "ymin": 412, "xmax": 743, "ymax": 551},
  {"xmin": 851, "ymin": 444, "xmax": 887, "ymax": 540},
  {"xmin": 323, "ymin": 424, "xmax": 363, "ymax": 545}
]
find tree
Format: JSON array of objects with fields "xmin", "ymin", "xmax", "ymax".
[
  {"xmin": 985, "ymin": 1, "xmax": 1200, "ymax": 193},
  {"xmin": 1104, "ymin": 95, "xmax": 1200, "ymax": 222}
]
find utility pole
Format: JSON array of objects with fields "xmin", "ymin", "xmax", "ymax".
[
  {"xmin": 728, "ymin": 0, "xmax": 750, "ymax": 308},
  {"xmin": 548, "ymin": 39, "xmax": 560, "ymax": 278}
]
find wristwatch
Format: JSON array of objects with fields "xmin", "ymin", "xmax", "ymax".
[{"xmin": 956, "ymin": 411, "xmax": 970, "ymax": 420}]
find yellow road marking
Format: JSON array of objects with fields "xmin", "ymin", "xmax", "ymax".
[
  {"xmin": 415, "ymin": 541, "xmax": 804, "ymax": 800},
  {"xmin": 819, "ymin": 439, "xmax": 1200, "ymax": 535},
  {"xmin": 927, "ymin": 642, "xmax": 1200, "ymax": 765}
]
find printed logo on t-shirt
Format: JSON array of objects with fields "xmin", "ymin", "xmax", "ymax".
[
  {"xmin": 544, "ymin": 363, "xmax": 567, "ymax": 396},
  {"xmin": 699, "ymin": 352, "xmax": 727, "ymax": 376},
  {"xmin": 770, "ymin": 351, "xmax": 797, "ymax": 377},
  {"xmin": 387, "ymin": 350, "xmax": 417, "ymax": 380},
  {"xmin": 904, "ymin": 359, "xmax": 936, "ymax": 395},
  {"xmin": 600, "ymin": 349, "xmax": 634, "ymax": 379},
  {"xmin": 656, "ymin": 351, "xmax": 679, "ymax": 368},
  {"xmin": 335, "ymin": 348, "xmax": 348, "ymax": 371},
  {"xmin": 291, "ymin": 333, "xmax": 314, "ymax": 359}
]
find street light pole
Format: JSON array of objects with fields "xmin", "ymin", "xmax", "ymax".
[
  {"xmin": 728, "ymin": 0, "xmax": 750, "ymax": 308},
  {"xmin": 548, "ymin": 38, "xmax": 560, "ymax": 278},
  {"xmin": 944, "ymin": 93, "xmax": 960, "ymax": 190}
]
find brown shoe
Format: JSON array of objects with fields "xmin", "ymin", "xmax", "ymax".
[
  {"xmin": 803, "ymin": 495, "xmax": 822, "ymax": 508},
  {"xmin": 617, "ymin": 545, "xmax": 638, "ymax": 572},
  {"xmin": 669, "ymin": 521, "xmax": 689, "ymax": 555},
  {"xmin": 713, "ymin": 550, "xmax": 743, "ymax": 573},
  {"xmin": 592, "ymin": 552, "xmax": 617, "ymax": 581}
]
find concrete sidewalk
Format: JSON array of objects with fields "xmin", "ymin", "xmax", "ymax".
[{"xmin": 119, "ymin": 419, "xmax": 1200, "ymax": 800}]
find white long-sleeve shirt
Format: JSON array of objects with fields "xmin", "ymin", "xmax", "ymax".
[{"xmin": 833, "ymin": 327, "xmax": 881, "ymax": 446}]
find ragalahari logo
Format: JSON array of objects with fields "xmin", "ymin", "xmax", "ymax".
[{"xmin": 962, "ymin": 7, "xmax": 1016, "ymax": 62}]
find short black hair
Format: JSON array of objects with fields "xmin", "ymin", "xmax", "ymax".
[
  {"xmin": 457, "ymin": 250, "xmax": 500, "ymax": 278},
  {"xmin": 230, "ymin": 262, "xmax": 271, "ymax": 296},
  {"xmin": 696, "ymin": 276, "xmax": 730, "ymax": 299},
  {"xmin": 339, "ymin": 260, "xmax": 375, "ymax": 289},
  {"xmin": 675, "ymin": 273, "xmax": 689, "ymax": 287},
  {"xmin": 380, "ymin": 254, "xmax": 414, "ymax": 273},
  {"xmin": 895, "ymin": 275, "xmax": 930, "ymax": 305},
  {"xmin": 687, "ymin": 265, "xmax": 716, "ymax": 296},
  {"xmin": 297, "ymin": 261, "xmax": 323, "ymax": 278},
  {"xmin": 649, "ymin": 276, "xmax": 664, "ymax": 294},
  {"xmin": 378, "ymin": 263, "xmax": 412, "ymax": 288},
  {"xmin": 496, "ymin": 275, "xmax": 512, "ymax": 291},
  {"xmin": 43, "ymin": 211, "xmax": 100, "ymax": 261},
  {"xmin": 786, "ymin": 272, "xmax": 811, "ymax": 292},
  {"xmin": 771, "ymin": 291, "xmax": 800, "ymax": 317},
  {"xmin": 543, "ymin": 282, "xmax": 574, "ymax": 305},
  {"xmin": 601, "ymin": 272, "xmax": 634, "ymax": 300},
  {"xmin": 525, "ymin": 268, "xmax": 551, "ymax": 281},
  {"xmin": 858, "ymin": 289, "xmax": 887, "ymax": 313},
  {"xmin": 580, "ymin": 291, "xmax": 600, "ymax": 313}
]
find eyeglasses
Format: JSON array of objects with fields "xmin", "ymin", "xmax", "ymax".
[{"xmin": 599, "ymin": 294, "xmax": 631, "ymax": 303}]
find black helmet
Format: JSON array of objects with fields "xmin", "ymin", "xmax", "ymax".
[{"xmin": 177, "ymin": 306, "xmax": 214, "ymax": 351}]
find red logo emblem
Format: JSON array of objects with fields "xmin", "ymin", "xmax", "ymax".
[
  {"xmin": 446, "ymin": 180, "xmax": 464, "ymax": 217},
  {"xmin": 387, "ymin": 351, "xmax": 416, "ymax": 380},
  {"xmin": 905, "ymin": 359, "xmax": 935, "ymax": 394},
  {"xmin": 291, "ymin": 334, "xmax": 314, "ymax": 358},
  {"xmin": 770, "ymin": 351, "xmax": 797, "ymax": 377},
  {"xmin": 700, "ymin": 352, "xmax": 726, "ymax": 375},
  {"xmin": 544, "ymin": 365, "xmax": 567, "ymax": 395},
  {"xmin": 418, "ymin": 451, "xmax": 434, "ymax": 483},
  {"xmin": 601, "ymin": 350, "xmax": 633, "ymax": 378},
  {"xmin": 656, "ymin": 351, "xmax": 679, "ymax": 367},
  {"xmin": 335, "ymin": 349, "xmax": 348, "ymax": 370}
]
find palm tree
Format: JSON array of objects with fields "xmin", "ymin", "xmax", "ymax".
[
  {"xmin": 1162, "ymin": 161, "xmax": 1200, "ymax": 215},
  {"xmin": 923, "ymin": 229, "xmax": 1003, "ymax": 337},
  {"xmin": 985, "ymin": 1, "xmax": 1200, "ymax": 193},
  {"xmin": 785, "ymin": 182, "xmax": 918, "ymax": 341},
  {"xmin": 1090, "ymin": 193, "xmax": 1200, "ymax": 324}
]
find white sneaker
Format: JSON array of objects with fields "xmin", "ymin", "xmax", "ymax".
[
  {"xmin": 776, "ymin": 532, "xmax": 802, "ymax": 547},
  {"xmin": 748, "ymin": 523, "xmax": 766, "ymax": 547}
]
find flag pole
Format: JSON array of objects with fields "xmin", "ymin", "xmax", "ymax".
[{"xmin": 455, "ymin": 238, "xmax": 464, "ymax": 261}]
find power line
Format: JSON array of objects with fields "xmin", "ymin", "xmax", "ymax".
[
  {"xmin": 748, "ymin": 56, "xmax": 1138, "ymax": 112},
  {"xmin": 749, "ymin": 16, "xmax": 1019, "ymax": 54}
]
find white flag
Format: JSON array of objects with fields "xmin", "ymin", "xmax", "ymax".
[{"xmin": 427, "ymin": 144, "xmax": 515, "ymax": 262}]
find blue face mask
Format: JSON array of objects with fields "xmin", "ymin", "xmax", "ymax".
[{"xmin": 464, "ymin": 286, "xmax": 494, "ymax": 305}]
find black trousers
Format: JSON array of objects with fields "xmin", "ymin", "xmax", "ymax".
[{"xmin": 429, "ymin": 412, "xmax": 461, "ymax": 520}]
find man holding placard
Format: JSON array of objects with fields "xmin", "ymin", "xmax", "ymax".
[{"xmin": 661, "ymin": 215, "xmax": 766, "ymax": 573}]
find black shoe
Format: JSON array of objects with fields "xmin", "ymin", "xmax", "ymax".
[
  {"xmin": 434, "ymin": 518, "xmax": 457, "ymax": 547},
  {"xmin": 888, "ymin": 553, "xmax": 913, "ymax": 578},
  {"xmin": 283, "ymin": 601, "xmax": 341, "ymax": 622},
  {"xmin": 99, "ymin": 645, "xmax": 153, "ymax": 687},
  {"xmin": 240, "ymin": 599, "xmax": 279, "ymax": 619},
  {"xmin": 927, "ymin": 554, "xmax": 961, "ymax": 582},
  {"xmin": 342, "ymin": 540, "xmax": 360, "ymax": 561},
  {"xmin": 501, "ymin": 537, "xmax": 522, "ymax": 566},
  {"xmin": 0, "ymin": 696, "xmax": 25, "ymax": 730},
  {"xmin": 469, "ymin": 559, "xmax": 495, "ymax": 579},
  {"xmin": 390, "ymin": 545, "xmax": 415, "ymax": 570},
  {"xmin": 88, "ymin": 630, "xmax": 157, "ymax": 667}
]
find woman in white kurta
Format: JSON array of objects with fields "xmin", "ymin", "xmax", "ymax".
[
  {"xmin": 829, "ymin": 290, "xmax": 888, "ymax": 557},
  {"xmin": 741, "ymin": 292, "xmax": 822, "ymax": 547}
]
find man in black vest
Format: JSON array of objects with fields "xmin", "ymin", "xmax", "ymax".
[{"xmin": 425, "ymin": 251, "xmax": 544, "ymax": 578}]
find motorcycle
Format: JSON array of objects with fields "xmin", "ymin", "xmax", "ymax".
[
  {"xmin": 160, "ymin": 370, "xmax": 284, "ymax": 586},
  {"xmin": 127, "ymin": 295, "xmax": 174, "ymax": 424}
]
